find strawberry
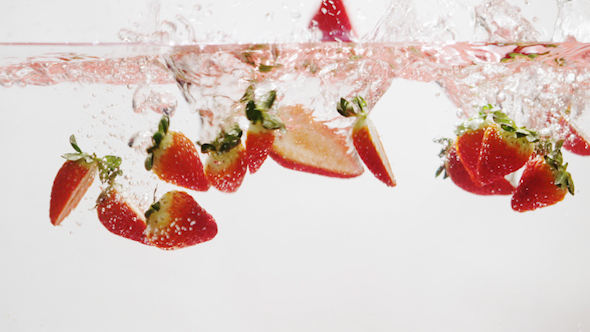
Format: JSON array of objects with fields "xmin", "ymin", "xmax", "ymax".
[
  {"xmin": 96, "ymin": 184, "xmax": 150, "ymax": 245},
  {"xmin": 201, "ymin": 126, "xmax": 248, "ymax": 193},
  {"xmin": 436, "ymin": 138, "xmax": 515, "ymax": 195},
  {"xmin": 242, "ymin": 87, "xmax": 284, "ymax": 174},
  {"xmin": 511, "ymin": 141, "xmax": 574, "ymax": 212},
  {"xmin": 50, "ymin": 135, "xmax": 99, "ymax": 225},
  {"xmin": 309, "ymin": 0, "xmax": 355, "ymax": 42},
  {"xmin": 145, "ymin": 115, "xmax": 210, "ymax": 192},
  {"xmin": 145, "ymin": 190, "xmax": 218, "ymax": 250},
  {"xmin": 337, "ymin": 97, "xmax": 395, "ymax": 186},
  {"xmin": 270, "ymin": 104, "xmax": 364, "ymax": 178},
  {"xmin": 455, "ymin": 106, "xmax": 538, "ymax": 186},
  {"xmin": 558, "ymin": 117, "xmax": 590, "ymax": 156}
]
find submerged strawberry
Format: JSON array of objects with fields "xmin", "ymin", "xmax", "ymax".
[
  {"xmin": 145, "ymin": 190, "xmax": 218, "ymax": 250},
  {"xmin": 201, "ymin": 126, "xmax": 248, "ymax": 193},
  {"xmin": 309, "ymin": 0, "xmax": 355, "ymax": 42},
  {"xmin": 337, "ymin": 97, "xmax": 395, "ymax": 186},
  {"xmin": 96, "ymin": 184, "xmax": 150, "ymax": 245},
  {"xmin": 145, "ymin": 115, "xmax": 210, "ymax": 192},
  {"xmin": 50, "ymin": 135, "xmax": 99, "ymax": 226},
  {"xmin": 558, "ymin": 117, "xmax": 590, "ymax": 156},
  {"xmin": 455, "ymin": 106, "xmax": 538, "ymax": 186},
  {"xmin": 511, "ymin": 141, "xmax": 574, "ymax": 212},
  {"xmin": 242, "ymin": 87, "xmax": 284, "ymax": 174},
  {"xmin": 436, "ymin": 138, "xmax": 515, "ymax": 195},
  {"xmin": 270, "ymin": 104, "xmax": 364, "ymax": 178}
]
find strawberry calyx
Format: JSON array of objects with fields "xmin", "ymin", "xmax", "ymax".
[
  {"xmin": 337, "ymin": 96, "xmax": 368, "ymax": 118},
  {"xmin": 241, "ymin": 86, "xmax": 284, "ymax": 131},
  {"xmin": 455, "ymin": 105, "xmax": 539, "ymax": 143},
  {"xmin": 200, "ymin": 125, "xmax": 243, "ymax": 154},
  {"xmin": 144, "ymin": 200, "xmax": 160, "ymax": 220},
  {"xmin": 536, "ymin": 139, "xmax": 575, "ymax": 195},
  {"xmin": 62, "ymin": 134, "xmax": 97, "ymax": 164},
  {"xmin": 145, "ymin": 115, "xmax": 171, "ymax": 171}
]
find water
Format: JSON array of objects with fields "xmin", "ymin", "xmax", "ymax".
[{"xmin": 3, "ymin": 0, "xmax": 590, "ymax": 331}]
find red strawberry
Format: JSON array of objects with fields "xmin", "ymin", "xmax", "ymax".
[
  {"xmin": 455, "ymin": 106, "xmax": 537, "ymax": 186},
  {"xmin": 145, "ymin": 115, "xmax": 210, "ymax": 192},
  {"xmin": 558, "ymin": 117, "xmax": 590, "ymax": 156},
  {"xmin": 50, "ymin": 135, "xmax": 99, "ymax": 225},
  {"xmin": 309, "ymin": 0, "xmax": 355, "ymax": 42},
  {"xmin": 436, "ymin": 138, "xmax": 515, "ymax": 195},
  {"xmin": 145, "ymin": 190, "xmax": 218, "ymax": 250},
  {"xmin": 511, "ymin": 141, "xmax": 574, "ymax": 212},
  {"xmin": 270, "ymin": 104, "xmax": 364, "ymax": 178},
  {"xmin": 337, "ymin": 97, "xmax": 395, "ymax": 186},
  {"xmin": 96, "ymin": 185, "xmax": 150, "ymax": 245},
  {"xmin": 243, "ymin": 88, "xmax": 284, "ymax": 174},
  {"xmin": 201, "ymin": 126, "xmax": 248, "ymax": 193}
]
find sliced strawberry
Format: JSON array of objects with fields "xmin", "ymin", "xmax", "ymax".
[
  {"xmin": 270, "ymin": 104, "xmax": 364, "ymax": 178},
  {"xmin": 146, "ymin": 115, "xmax": 210, "ymax": 192},
  {"xmin": 511, "ymin": 141, "xmax": 574, "ymax": 212},
  {"xmin": 201, "ymin": 126, "xmax": 248, "ymax": 193},
  {"xmin": 436, "ymin": 138, "xmax": 515, "ymax": 196},
  {"xmin": 50, "ymin": 135, "xmax": 99, "ymax": 226},
  {"xmin": 558, "ymin": 117, "xmax": 590, "ymax": 156},
  {"xmin": 477, "ymin": 119, "xmax": 536, "ymax": 185},
  {"xmin": 337, "ymin": 97, "xmax": 395, "ymax": 186},
  {"xmin": 96, "ymin": 185, "xmax": 150, "ymax": 245},
  {"xmin": 243, "ymin": 88, "xmax": 283, "ymax": 174},
  {"xmin": 309, "ymin": 0, "xmax": 355, "ymax": 42},
  {"xmin": 455, "ymin": 128, "xmax": 486, "ymax": 184},
  {"xmin": 145, "ymin": 190, "xmax": 218, "ymax": 250}
]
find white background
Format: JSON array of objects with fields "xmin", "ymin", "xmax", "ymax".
[{"xmin": 2, "ymin": 0, "xmax": 590, "ymax": 331}]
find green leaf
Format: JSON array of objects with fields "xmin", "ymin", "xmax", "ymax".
[
  {"xmin": 62, "ymin": 152, "xmax": 85, "ymax": 161},
  {"xmin": 200, "ymin": 143, "xmax": 217, "ymax": 154},
  {"xmin": 240, "ymin": 85, "xmax": 255, "ymax": 103},
  {"xmin": 262, "ymin": 113, "xmax": 285, "ymax": 130},
  {"xmin": 246, "ymin": 101, "xmax": 263, "ymax": 124},
  {"xmin": 69, "ymin": 135, "xmax": 82, "ymax": 153},
  {"xmin": 260, "ymin": 90, "xmax": 276, "ymax": 111},
  {"xmin": 259, "ymin": 64, "xmax": 274, "ymax": 72},
  {"xmin": 336, "ymin": 98, "xmax": 356, "ymax": 117},
  {"xmin": 352, "ymin": 96, "xmax": 368, "ymax": 114},
  {"xmin": 145, "ymin": 153, "xmax": 154, "ymax": 171}
]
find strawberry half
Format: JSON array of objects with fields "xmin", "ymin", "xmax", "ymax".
[
  {"xmin": 270, "ymin": 104, "xmax": 364, "ymax": 178},
  {"xmin": 145, "ymin": 190, "xmax": 218, "ymax": 250},
  {"xmin": 436, "ymin": 138, "xmax": 515, "ymax": 195},
  {"xmin": 96, "ymin": 185, "xmax": 150, "ymax": 245},
  {"xmin": 337, "ymin": 97, "xmax": 395, "ymax": 186},
  {"xmin": 145, "ymin": 115, "xmax": 210, "ymax": 192},
  {"xmin": 558, "ymin": 117, "xmax": 590, "ymax": 156},
  {"xmin": 511, "ymin": 141, "xmax": 574, "ymax": 212},
  {"xmin": 242, "ymin": 88, "xmax": 284, "ymax": 174},
  {"xmin": 201, "ymin": 126, "xmax": 248, "ymax": 193},
  {"xmin": 309, "ymin": 0, "xmax": 355, "ymax": 42},
  {"xmin": 455, "ymin": 106, "xmax": 538, "ymax": 186},
  {"xmin": 50, "ymin": 135, "xmax": 99, "ymax": 226}
]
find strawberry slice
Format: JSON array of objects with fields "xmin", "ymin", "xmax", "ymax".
[
  {"xmin": 558, "ymin": 117, "xmax": 590, "ymax": 156},
  {"xmin": 436, "ymin": 138, "xmax": 515, "ymax": 195},
  {"xmin": 201, "ymin": 126, "xmax": 248, "ymax": 193},
  {"xmin": 511, "ymin": 141, "xmax": 574, "ymax": 212},
  {"xmin": 270, "ymin": 104, "xmax": 364, "ymax": 178},
  {"xmin": 145, "ymin": 115, "xmax": 210, "ymax": 192},
  {"xmin": 309, "ymin": 0, "xmax": 355, "ymax": 42},
  {"xmin": 337, "ymin": 97, "xmax": 395, "ymax": 186},
  {"xmin": 145, "ymin": 190, "xmax": 218, "ymax": 250},
  {"xmin": 242, "ymin": 88, "xmax": 284, "ymax": 174},
  {"xmin": 50, "ymin": 135, "xmax": 99, "ymax": 226},
  {"xmin": 96, "ymin": 185, "xmax": 150, "ymax": 245}
]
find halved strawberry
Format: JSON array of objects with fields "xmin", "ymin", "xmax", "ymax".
[
  {"xmin": 201, "ymin": 126, "xmax": 248, "ymax": 193},
  {"xmin": 558, "ymin": 117, "xmax": 590, "ymax": 156},
  {"xmin": 309, "ymin": 0, "xmax": 355, "ymax": 42},
  {"xmin": 436, "ymin": 138, "xmax": 515, "ymax": 195},
  {"xmin": 50, "ymin": 135, "xmax": 99, "ymax": 226},
  {"xmin": 96, "ymin": 184, "xmax": 150, "ymax": 245},
  {"xmin": 242, "ymin": 87, "xmax": 284, "ymax": 174},
  {"xmin": 145, "ymin": 115, "xmax": 210, "ymax": 192},
  {"xmin": 455, "ymin": 106, "xmax": 538, "ymax": 186},
  {"xmin": 270, "ymin": 104, "xmax": 364, "ymax": 178},
  {"xmin": 337, "ymin": 97, "xmax": 395, "ymax": 186},
  {"xmin": 145, "ymin": 190, "xmax": 218, "ymax": 250},
  {"xmin": 511, "ymin": 141, "xmax": 574, "ymax": 212}
]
